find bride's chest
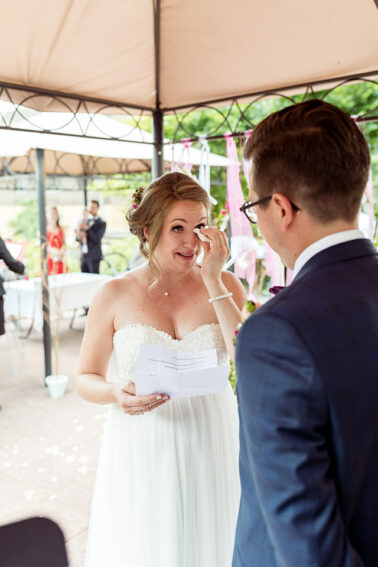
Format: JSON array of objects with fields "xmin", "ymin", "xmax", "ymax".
[{"xmin": 114, "ymin": 294, "xmax": 217, "ymax": 341}]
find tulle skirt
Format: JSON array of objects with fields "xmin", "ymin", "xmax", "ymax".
[{"xmin": 85, "ymin": 385, "xmax": 240, "ymax": 567}]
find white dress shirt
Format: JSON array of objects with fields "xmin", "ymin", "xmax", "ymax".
[{"xmin": 293, "ymin": 229, "xmax": 366, "ymax": 278}]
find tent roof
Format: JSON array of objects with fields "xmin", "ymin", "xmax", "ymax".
[
  {"xmin": 0, "ymin": 108, "xmax": 232, "ymax": 175},
  {"xmin": 0, "ymin": 0, "xmax": 376, "ymax": 112}
]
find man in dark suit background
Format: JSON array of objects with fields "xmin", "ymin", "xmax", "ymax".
[
  {"xmin": 0, "ymin": 236, "xmax": 25, "ymax": 336},
  {"xmin": 79, "ymin": 200, "xmax": 106, "ymax": 274},
  {"xmin": 0, "ymin": 237, "xmax": 25, "ymax": 410},
  {"xmin": 233, "ymin": 100, "xmax": 378, "ymax": 567}
]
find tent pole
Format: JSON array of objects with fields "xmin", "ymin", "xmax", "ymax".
[
  {"xmin": 83, "ymin": 176, "xmax": 88, "ymax": 206},
  {"xmin": 152, "ymin": 0, "xmax": 163, "ymax": 180},
  {"xmin": 36, "ymin": 148, "xmax": 52, "ymax": 381},
  {"xmin": 152, "ymin": 109, "xmax": 164, "ymax": 179}
]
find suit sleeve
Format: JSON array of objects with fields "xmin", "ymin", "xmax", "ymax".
[
  {"xmin": 86, "ymin": 220, "xmax": 106, "ymax": 245},
  {"xmin": 0, "ymin": 238, "xmax": 25, "ymax": 275},
  {"xmin": 236, "ymin": 311, "xmax": 364, "ymax": 567}
]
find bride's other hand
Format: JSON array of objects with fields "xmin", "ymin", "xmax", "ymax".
[
  {"xmin": 198, "ymin": 227, "xmax": 230, "ymax": 282},
  {"xmin": 113, "ymin": 381, "xmax": 170, "ymax": 415}
]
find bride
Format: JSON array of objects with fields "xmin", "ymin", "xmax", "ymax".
[{"xmin": 77, "ymin": 172, "xmax": 246, "ymax": 567}]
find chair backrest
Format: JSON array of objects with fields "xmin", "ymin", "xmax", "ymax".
[{"xmin": 0, "ymin": 516, "xmax": 69, "ymax": 567}]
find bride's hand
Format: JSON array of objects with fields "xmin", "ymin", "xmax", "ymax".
[
  {"xmin": 113, "ymin": 381, "xmax": 170, "ymax": 415},
  {"xmin": 198, "ymin": 227, "xmax": 230, "ymax": 282}
]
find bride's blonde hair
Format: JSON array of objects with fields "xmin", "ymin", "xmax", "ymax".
[{"xmin": 126, "ymin": 172, "xmax": 211, "ymax": 280}]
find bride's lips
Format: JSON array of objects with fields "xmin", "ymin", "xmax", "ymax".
[{"xmin": 176, "ymin": 251, "xmax": 196, "ymax": 260}]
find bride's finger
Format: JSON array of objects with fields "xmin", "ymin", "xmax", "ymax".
[
  {"xmin": 132, "ymin": 393, "xmax": 170, "ymax": 406},
  {"xmin": 129, "ymin": 398, "xmax": 168, "ymax": 415}
]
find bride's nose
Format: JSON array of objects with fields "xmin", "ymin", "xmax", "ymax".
[{"xmin": 183, "ymin": 230, "xmax": 197, "ymax": 248}]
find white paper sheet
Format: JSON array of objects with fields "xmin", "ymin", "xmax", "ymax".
[{"xmin": 135, "ymin": 343, "xmax": 229, "ymax": 398}]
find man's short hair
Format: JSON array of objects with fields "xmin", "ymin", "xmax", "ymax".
[
  {"xmin": 244, "ymin": 99, "xmax": 370, "ymax": 223},
  {"xmin": 91, "ymin": 200, "xmax": 100, "ymax": 208}
]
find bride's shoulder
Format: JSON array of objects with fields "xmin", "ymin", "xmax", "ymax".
[
  {"xmin": 96, "ymin": 264, "xmax": 148, "ymax": 300},
  {"xmin": 98, "ymin": 267, "xmax": 142, "ymax": 295}
]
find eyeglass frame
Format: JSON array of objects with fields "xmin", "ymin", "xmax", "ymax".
[{"xmin": 239, "ymin": 195, "xmax": 300, "ymax": 224}]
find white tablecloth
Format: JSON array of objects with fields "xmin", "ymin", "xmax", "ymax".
[{"xmin": 4, "ymin": 272, "xmax": 111, "ymax": 331}]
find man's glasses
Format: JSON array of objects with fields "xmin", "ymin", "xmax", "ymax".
[{"xmin": 239, "ymin": 195, "xmax": 300, "ymax": 224}]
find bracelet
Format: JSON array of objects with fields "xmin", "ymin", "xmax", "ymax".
[{"xmin": 208, "ymin": 292, "xmax": 233, "ymax": 303}]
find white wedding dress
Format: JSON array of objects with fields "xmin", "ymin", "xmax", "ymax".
[{"xmin": 85, "ymin": 323, "xmax": 240, "ymax": 567}]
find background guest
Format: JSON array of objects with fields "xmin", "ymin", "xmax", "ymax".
[
  {"xmin": 76, "ymin": 207, "xmax": 90, "ymax": 259},
  {"xmin": 80, "ymin": 200, "xmax": 106, "ymax": 274},
  {"xmin": 0, "ymin": 236, "xmax": 25, "ymax": 337},
  {"xmin": 46, "ymin": 206, "xmax": 66, "ymax": 275}
]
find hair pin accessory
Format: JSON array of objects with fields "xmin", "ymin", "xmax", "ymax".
[{"xmin": 131, "ymin": 187, "xmax": 144, "ymax": 209}]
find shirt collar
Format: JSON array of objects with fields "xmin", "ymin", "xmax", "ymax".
[{"xmin": 293, "ymin": 229, "xmax": 366, "ymax": 278}]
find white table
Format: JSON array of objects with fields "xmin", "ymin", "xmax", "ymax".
[{"xmin": 4, "ymin": 272, "xmax": 111, "ymax": 335}]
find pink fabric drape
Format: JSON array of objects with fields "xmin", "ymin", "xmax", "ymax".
[
  {"xmin": 225, "ymin": 133, "xmax": 256, "ymax": 298},
  {"xmin": 171, "ymin": 139, "xmax": 193, "ymax": 173},
  {"xmin": 242, "ymin": 129, "xmax": 253, "ymax": 182},
  {"xmin": 264, "ymin": 243, "xmax": 285, "ymax": 287},
  {"xmin": 353, "ymin": 118, "xmax": 374, "ymax": 239},
  {"xmin": 365, "ymin": 169, "xmax": 374, "ymax": 240}
]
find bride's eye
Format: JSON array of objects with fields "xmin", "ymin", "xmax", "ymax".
[
  {"xmin": 195, "ymin": 223, "xmax": 206, "ymax": 230},
  {"xmin": 172, "ymin": 225, "xmax": 183, "ymax": 232}
]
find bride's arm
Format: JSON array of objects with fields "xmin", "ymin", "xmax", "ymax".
[
  {"xmin": 199, "ymin": 228, "xmax": 247, "ymax": 361},
  {"xmin": 206, "ymin": 271, "xmax": 246, "ymax": 362},
  {"xmin": 76, "ymin": 280, "xmax": 169, "ymax": 413},
  {"xmin": 76, "ymin": 280, "xmax": 122, "ymax": 404}
]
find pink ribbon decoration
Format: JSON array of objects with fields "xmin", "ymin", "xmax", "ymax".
[
  {"xmin": 353, "ymin": 118, "xmax": 374, "ymax": 239},
  {"xmin": 285, "ymin": 268, "xmax": 295, "ymax": 285},
  {"xmin": 365, "ymin": 169, "xmax": 374, "ymax": 240},
  {"xmin": 264, "ymin": 243, "xmax": 285, "ymax": 287},
  {"xmin": 242, "ymin": 129, "xmax": 253, "ymax": 182},
  {"xmin": 171, "ymin": 139, "xmax": 193, "ymax": 173},
  {"xmin": 225, "ymin": 133, "xmax": 256, "ymax": 298}
]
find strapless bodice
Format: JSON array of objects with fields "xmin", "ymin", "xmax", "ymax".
[{"xmin": 113, "ymin": 323, "xmax": 228, "ymax": 384}]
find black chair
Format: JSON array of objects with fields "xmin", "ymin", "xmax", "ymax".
[{"xmin": 0, "ymin": 516, "xmax": 69, "ymax": 566}]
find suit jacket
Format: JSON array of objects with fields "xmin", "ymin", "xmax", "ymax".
[
  {"xmin": 85, "ymin": 217, "xmax": 106, "ymax": 261},
  {"xmin": 233, "ymin": 239, "xmax": 378, "ymax": 567},
  {"xmin": 0, "ymin": 237, "xmax": 25, "ymax": 296}
]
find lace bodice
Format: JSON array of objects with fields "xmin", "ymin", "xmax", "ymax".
[{"xmin": 113, "ymin": 323, "xmax": 228, "ymax": 384}]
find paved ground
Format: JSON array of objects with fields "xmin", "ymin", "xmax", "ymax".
[{"xmin": 0, "ymin": 314, "xmax": 109, "ymax": 566}]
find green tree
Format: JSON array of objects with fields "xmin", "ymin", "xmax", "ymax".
[{"xmin": 9, "ymin": 199, "xmax": 39, "ymax": 241}]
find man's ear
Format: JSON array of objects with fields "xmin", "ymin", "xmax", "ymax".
[
  {"xmin": 143, "ymin": 227, "xmax": 149, "ymax": 241},
  {"xmin": 271, "ymin": 193, "xmax": 297, "ymax": 231}
]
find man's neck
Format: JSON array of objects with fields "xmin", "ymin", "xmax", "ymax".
[{"xmin": 289, "ymin": 218, "xmax": 358, "ymax": 268}]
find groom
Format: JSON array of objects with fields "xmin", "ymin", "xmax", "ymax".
[{"xmin": 233, "ymin": 100, "xmax": 378, "ymax": 566}]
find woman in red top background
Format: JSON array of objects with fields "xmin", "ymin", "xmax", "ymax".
[{"xmin": 46, "ymin": 206, "xmax": 66, "ymax": 275}]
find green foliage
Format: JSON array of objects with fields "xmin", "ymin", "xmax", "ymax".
[
  {"xmin": 24, "ymin": 242, "xmax": 41, "ymax": 278},
  {"xmin": 229, "ymin": 359, "xmax": 237, "ymax": 393},
  {"xmin": 88, "ymin": 172, "xmax": 152, "ymax": 195},
  {"xmin": 9, "ymin": 199, "xmax": 39, "ymax": 241}
]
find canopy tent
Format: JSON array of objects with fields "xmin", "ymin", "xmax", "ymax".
[{"xmin": 0, "ymin": 0, "xmax": 376, "ymax": 112}]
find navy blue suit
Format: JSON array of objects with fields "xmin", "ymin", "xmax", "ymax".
[
  {"xmin": 81, "ymin": 216, "xmax": 106, "ymax": 274},
  {"xmin": 233, "ymin": 239, "xmax": 378, "ymax": 567}
]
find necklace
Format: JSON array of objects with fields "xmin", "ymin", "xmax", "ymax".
[{"xmin": 164, "ymin": 291, "xmax": 169, "ymax": 296}]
